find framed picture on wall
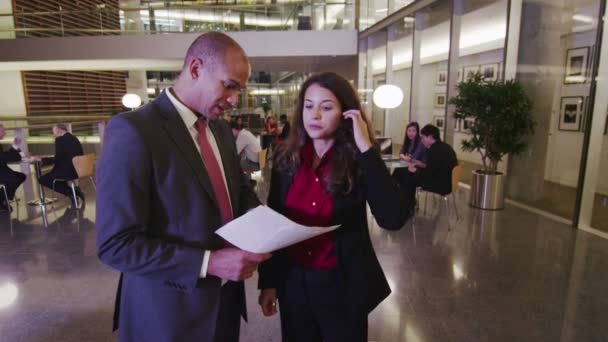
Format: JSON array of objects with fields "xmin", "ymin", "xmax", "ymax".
[
  {"xmin": 481, "ymin": 63, "xmax": 499, "ymax": 81},
  {"xmin": 564, "ymin": 47, "xmax": 589, "ymax": 84},
  {"xmin": 464, "ymin": 66, "xmax": 479, "ymax": 82},
  {"xmin": 434, "ymin": 115, "xmax": 445, "ymax": 129},
  {"xmin": 436, "ymin": 70, "xmax": 447, "ymax": 85},
  {"xmin": 559, "ymin": 96, "xmax": 584, "ymax": 131},
  {"xmin": 435, "ymin": 93, "xmax": 446, "ymax": 107}
]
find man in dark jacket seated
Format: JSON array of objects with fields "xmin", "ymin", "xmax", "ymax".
[
  {"xmin": 0, "ymin": 124, "xmax": 27, "ymax": 211},
  {"xmin": 393, "ymin": 124, "xmax": 458, "ymax": 214},
  {"xmin": 37, "ymin": 124, "xmax": 84, "ymax": 207}
]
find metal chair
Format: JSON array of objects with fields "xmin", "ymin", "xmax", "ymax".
[
  {"xmin": 52, "ymin": 153, "xmax": 96, "ymax": 208},
  {"xmin": 415, "ymin": 164, "xmax": 464, "ymax": 225},
  {"xmin": 0, "ymin": 183, "xmax": 20, "ymax": 216}
]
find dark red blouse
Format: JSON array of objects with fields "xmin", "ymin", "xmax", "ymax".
[{"xmin": 284, "ymin": 141, "xmax": 337, "ymax": 269}]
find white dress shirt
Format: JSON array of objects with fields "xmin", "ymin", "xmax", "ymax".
[
  {"xmin": 235, "ymin": 129, "xmax": 261, "ymax": 163},
  {"xmin": 165, "ymin": 88, "xmax": 232, "ymax": 279}
]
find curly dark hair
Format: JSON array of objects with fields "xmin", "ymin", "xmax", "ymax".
[{"xmin": 272, "ymin": 72, "xmax": 376, "ymax": 196}]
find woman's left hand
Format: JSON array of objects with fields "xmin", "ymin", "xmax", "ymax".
[{"xmin": 343, "ymin": 109, "xmax": 372, "ymax": 153}]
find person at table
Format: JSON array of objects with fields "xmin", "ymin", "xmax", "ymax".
[
  {"xmin": 257, "ymin": 72, "xmax": 411, "ymax": 342},
  {"xmin": 37, "ymin": 123, "xmax": 84, "ymax": 207},
  {"xmin": 277, "ymin": 114, "xmax": 290, "ymax": 142},
  {"xmin": 265, "ymin": 116, "xmax": 279, "ymax": 135},
  {"xmin": 394, "ymin": 124, "xmax": 458, "ymax": 206},
  {"xmin": 0, "ymin": 124, "xmax": 27, "ymax": 212},
  {"xmin": 399, "ymin": 121, "xmax": 427, "ymax": 167},
  {"xmin": 231, "ymin": 120, "xmax": 261, "ymax": 172}
]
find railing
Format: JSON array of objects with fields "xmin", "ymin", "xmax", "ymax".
[{"xmin": 0, "ymin": 1, "xmax": 354, "ymax": 39}]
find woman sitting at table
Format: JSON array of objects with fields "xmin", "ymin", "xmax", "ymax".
[
  {"xmin": 257, "ymin": 72, "xmax": 411, "ymax": 342},
  {"xmin": 399, "ymin": 121, "xmax": 427, "ymax": 168}
]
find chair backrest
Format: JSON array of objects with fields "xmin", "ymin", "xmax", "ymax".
[
  {"xmin": 452, "ymin": 164, "xmax": 464, "ymax": 193},
  {"xmin": 72, "ymin": 154, "xmax": 96, "ymax": 179},
  {"xmin": 259, "ymin": 149, "xmax": 268, "ymax": 170}
]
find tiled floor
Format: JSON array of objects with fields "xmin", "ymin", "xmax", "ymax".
[{"xmin": 1, "ymin": 172, "xmax": 607, "ymax": 341}]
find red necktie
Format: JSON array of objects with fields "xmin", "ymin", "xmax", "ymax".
[{"xmin": 195, "ymin": 119, "xmax": 233, "ymax": 225}]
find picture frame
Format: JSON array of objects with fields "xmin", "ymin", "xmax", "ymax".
[
  {"xmin": 436, "ymin": 70, "xmax": 447, "ymax": 85},
  {"xmin": 481, "ymin": 63, "xmax": 499, "ymax": 81},
  {"xmin": 558, "ymin": 96, "xmax": 584, "ymax": 131},
  {"xmin": 434, "ymin": 115, "xmax": 445, "ymax": 129},
  {"xmin": 464, "ymin": 66, "xmax": 480, "ymax": 82},
  {"xmin": 564, "ymin": 47, "xmax": 589, "ymax": 84},
  {"xmin": 435, "ymin": 93, "xmax": 446, "ymax": 108}
]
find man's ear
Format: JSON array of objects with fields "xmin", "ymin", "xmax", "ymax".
[{"xmin": 189, "ymin": 58, "xmax": 203, "ymax": 80}]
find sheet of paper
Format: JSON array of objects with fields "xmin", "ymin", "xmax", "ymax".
[{"xmin": 215, "ymin": 205, "xmax": 340, "ymax": 253}]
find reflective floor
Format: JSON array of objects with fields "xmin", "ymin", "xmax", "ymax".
[{"xmin": 1, "ymin": 173, "xmax": 607, "ymax": 341}]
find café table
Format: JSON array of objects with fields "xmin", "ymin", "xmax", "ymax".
[{"xmin": 21, "ymin": 157, "xmax": 57, "ymax": 206}]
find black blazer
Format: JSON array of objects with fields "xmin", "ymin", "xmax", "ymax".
[
  {"xmin": 419, "ymin": 141, "xmax": 458, "ymax": 195},
  {"xmin": 42, "ymin": 133, "xmax": 84, "ymax": 179},
  {"xmin": 259, "ymin": 148, "xmax": 411, "ymax": 315},
  {"xmin": 0, "ymin": 144, "xmax": 21, "ymax": 175}
]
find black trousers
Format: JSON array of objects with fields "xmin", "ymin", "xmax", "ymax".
[
  {"xmin": 392, "ymin": 168, "xmax": 419, "ymax": 205},
  {"xmin": 39, "ymin": 172, "xmax": 78, "ymax": 198},
  {"xmin": 0, "ymin": 169, "xmax": 26, "ymax": 203},
  {"xmin": 214, "ymin": 281, "xmax": 242, "ymax": 342},
  {"xmin": 278, "ymin": 265, "xmax": 368, "ymax": 342}
]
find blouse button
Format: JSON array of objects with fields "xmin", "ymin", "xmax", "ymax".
[
  {"xmin": 315, "ymin": 178, "xmax": 319, "ymax": 182},
  {"xmin": 307, "ymin": 251, "xmax": 312, "ymax": 256},
  {"xmin": 312, "ymin": 202, "xmax": 316, "ymax": 206}
]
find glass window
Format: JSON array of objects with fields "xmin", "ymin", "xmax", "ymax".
[{"xmin": 507, "ymin": 0, "xmax": 602, "ymax": 221}]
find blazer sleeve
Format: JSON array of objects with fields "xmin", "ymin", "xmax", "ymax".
[
  {"xmin": 257, "ymin": 167, "xmax": 287, "ymax": 290},
  {"xmin": 358, "ymin": 148, "xmax": 410, "ymax": 230},
  {"xmin": 0, "ymin": 146, "xmax": 21, "ymax": 163},
  {"xmin": 96, "ymin": 115, "xmax": 204, "ymax": 291}
]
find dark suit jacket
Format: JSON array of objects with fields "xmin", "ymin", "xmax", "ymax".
[
  {"xmin": 419, "ymin": 141, "xmax": 458, "ymax": 195},
  {"xmin": 0, "ymin": 144, "xmax": 22, "ymax": 175},
  {"xmin": 96, "ymin": 91, "xmax": 260, "ymax": 342},
  {"xmin": 258, "ymin": 148, "xmax": 411, "ymax": 316},
  {"xmin": 42, "ymin": 132, "xmax": 84, "ymax": 179}
]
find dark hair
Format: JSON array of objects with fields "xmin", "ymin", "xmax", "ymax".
[
  {"xmin": 279, "ymin": 114, "xmax": 287, "ymax": 120},
  {"xmin": 273, "ymin": 72, "xmax": 376, "ymax": 196},
  {"xmin": 420, "ymin": 124, "xmax": 441, "ymax": 141},
  {"xmin": 402, "ymin": 122, "xmax": 421, "ymax": 153},
  {"xmin": 230, "ymin": 120, "xmax": 242, "ymax": 130},
  {"xmin": 55, "ymin": 123, "xmax": 69, "ymax": 132}
]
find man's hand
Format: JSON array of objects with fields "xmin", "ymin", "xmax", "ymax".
[
  {"xmin": 258, "ymin": 288, "xmax": 278, "ymax": 316},
  {"xmin": 207, "ymin": 248, "xmax": 271, "ymax": 281},
  {"xmin": 408, "ymin": 165, "xmax": 417, "ymax": 173}
]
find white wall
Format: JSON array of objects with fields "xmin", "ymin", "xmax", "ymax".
[
  {"xmin": 0, "ymin": 71, "xmax": 26, "ymax": 117},
  {"xmin": 0, "ymin": 0, "xmax": 15, "ymax": 40}
]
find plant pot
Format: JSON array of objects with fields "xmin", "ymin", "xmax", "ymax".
[{"xmin": 470, "ymin": 170, "xmax": 505, "ymax": 210}]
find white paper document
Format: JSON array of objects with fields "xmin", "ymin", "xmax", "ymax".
[{"xmin": 215, "ymin": 205, "xmax": 340, "ymax": 253}]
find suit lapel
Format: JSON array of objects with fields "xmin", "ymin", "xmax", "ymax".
[
  {"xmin": 155, "ymin": 93, "xmax": 219, "ymax": 209},
  {"xmin": 208, "ymin": 120, "xmax": 238, "ymax": 217}
]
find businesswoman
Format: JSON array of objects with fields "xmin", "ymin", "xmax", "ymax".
[
  {"xmin": 257, "ymin": 72, "xmax": 412, "ymax": 342},
  {"xmin": 399, "ymin": 121, "xmax": 427, "ymax": 167}
]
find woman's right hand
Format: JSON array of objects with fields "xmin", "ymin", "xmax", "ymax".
[
  {"xmin": 400, "ymin": 153, "xmax": 411, "ymax": 162},
  {"xmin": 258, "ymin": 288, "xmax": 278, "ymax": 316}
]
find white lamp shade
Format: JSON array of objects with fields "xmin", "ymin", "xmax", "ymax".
[
  {"xmin": 373, "ymin": 84, "xmax": 404, "ymax": 109},
  {"xmin": 122, "ymin": 93, "xmax": 142, "ymax": 109}
]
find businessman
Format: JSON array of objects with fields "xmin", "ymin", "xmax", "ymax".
[
  {"xmin": 96, "ymin": 32, "xmax": 271, "ymax": 342},
  {"xmin": 0, "ymin": 124, "xmax": 26, "ymax": 211}
]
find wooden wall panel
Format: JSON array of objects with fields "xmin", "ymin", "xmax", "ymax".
[
  {"xmin": 22, "ymin": 70, "xmax": 127, "ymax": 117},
  {"xmin": 13, "ymin": 0, "xmax": 120, "ymax": 37}
]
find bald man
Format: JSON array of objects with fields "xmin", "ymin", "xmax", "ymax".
[{"xmin": 96, "ymin": 32, "xmax": 271, "ymax": 342}]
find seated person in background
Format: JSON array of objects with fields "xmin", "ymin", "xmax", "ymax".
[
  {"xmin": 0, "ymin": 124, "xmax": 27, "ymax": 211},
  {"xmin": 277, "ymin": 114, "xmax": 291, "ymax": 141},
  {"xmin": 231, "ymin": 121, "xmax": 262, "ymax": 172},
  {"xmin": 399, "ymin": 121, "xmax": 427, "ymax": 167},
  {"xmin": 393, "ymin": 124, "xmax": 458, "ymax": 208},
  {"xmin": 265, "ymin": 116, "xmax": 279, "ymax": 135},
  {"xmin": 38, "ymin": 123, "xmax": 84, "ymax": 207}
]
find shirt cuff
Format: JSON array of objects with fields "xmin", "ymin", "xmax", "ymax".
[{"xmin": 199, "ymin": 250, "xmax": 211, "ymax": 278}]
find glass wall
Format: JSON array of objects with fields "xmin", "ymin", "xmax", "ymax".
[
  {"xmin": 451, "ymin": 0, "xmax": 508, "ymax": 184},
  {"xmin": 358, "ymin": 0, "xmax": 607, "ymax": 228},
  {"xmin": 506, "ymin": 0, "xmax": 603, "ymax": 221}
]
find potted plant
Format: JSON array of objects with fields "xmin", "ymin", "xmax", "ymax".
[{"xmin": 449, "ymin": 74, "xmax": 535, "ymax": 210}]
